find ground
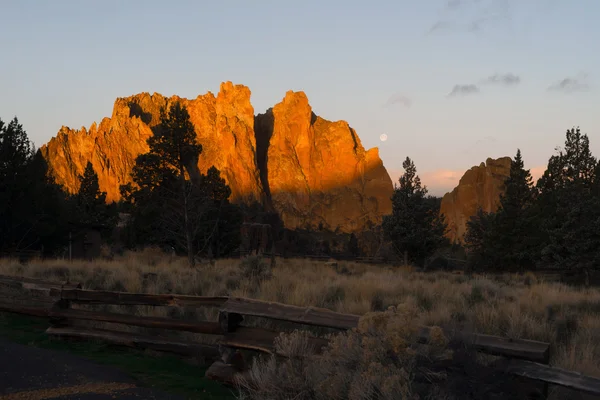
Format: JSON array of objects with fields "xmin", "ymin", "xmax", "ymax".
[
  {"xmin": 0, "ymin": 314, "xmax": 235, "ymax": 400},
  {"xmin": 0, "ymin": 336, "xmax": 184, "ymax": 399}
]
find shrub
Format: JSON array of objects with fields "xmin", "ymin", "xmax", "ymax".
[{"xmin": 236, "ymin": 300, "xmax": 452, "ymax": 400}]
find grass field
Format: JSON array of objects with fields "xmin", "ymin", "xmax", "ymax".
[{"xmin": 1, "ymin": 248, "xmax": 600, "ymax": 399}]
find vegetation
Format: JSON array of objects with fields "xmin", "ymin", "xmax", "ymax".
[
  {"xmin": 382, "ymin": 157, "xmax": 448, "ymax": 266},
  {"xmin": 0, "ymin": 118, "xmax": 72, "ymax": 256},
  {"xmin": 2, "ymin": 112, "xmax": 600, "ymax": 399},
  {"xmin": 1, "ymin": 252, "xmax": 599, "ymax": 399},
  {"xmin": 464, "ymin": 127, "xmax": 600, "ymax": 276},
  {"xmin": 120, "ymin": 102, "xmax": 242, "ymax": 266}
]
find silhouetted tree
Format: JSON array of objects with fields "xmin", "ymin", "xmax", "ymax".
[
  {"xmin": 463, "ymin": 208, "xmax": 498, "ymax": 271},
  {"xmin": 466, "ymin": 149, "xmax": 538, "ymax": 271},
  {"xmin": 121, "ymin": 103, "xmax": 242, "ymax": 263},
  {"xmin": 72, "ymin": 161, "xmax": 116, "ymax": 230},
  {"xmin": 382, "ymin": 157, "xmax": 448, "ymax": 266},
  {"xmin": 536, "ymin": 127, "xmax": 599, "ymax": 273},
  {"xmin": 0, "ymin": 117, "xmax": 71, "ymax": 256},
  {"xmin": 144, "ymin": 102, "xmax": 202, "ymax": 266},
  {"xmin": 347, "ymin": 233, "xmax": 360, "ymax": 257}
]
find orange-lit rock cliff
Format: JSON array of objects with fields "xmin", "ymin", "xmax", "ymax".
[
  {"xmin": 255, "ymin": 91, "xmax": 393, "ymax": 232},
  {"xmin": 41, "ymin": 82, "xmax": 393, "ymax": 233},
  {"xmin": 439, "ymin": 157, "xmax": 512, "ymax": 243}
]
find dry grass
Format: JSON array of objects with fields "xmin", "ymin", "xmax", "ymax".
[{"xmin": 1, "ymin": 248, "xmax": 600, "ymax": 399}]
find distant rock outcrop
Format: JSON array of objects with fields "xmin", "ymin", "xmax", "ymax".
[
  {"xmin": 439, "ymin": 157, "xmax": 512, "ymax": 243},
  {"xmin": 41, "ymin": 82, "xmax": 393, "ymax": 233}
]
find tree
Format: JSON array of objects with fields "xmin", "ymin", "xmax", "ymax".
[
  {"xmin": 347, "ymin": 233, "xmax": 360, "ymax": 257},
  {"xmin": 72, "ymin": 162, "xmax": 113, "ymax": 227},
  {"xmin": 146, "ymin": 102, "xmax": 202, "ymax": 267},
  {"xmin": 0, "ymin": 117, "xmax": 71, "ymax": 256},
  {"xmin": 121, "ymin": 102, "xmax": 242, "ymax": 265},
  {"xmin": 492, "ymin": 149, "xmax": 538, "ymax": 271},
  {"xmin": 536, "ymin": 127, "xmax": 599, "ymax": 273},
  {"xmin": 382, "ymin": 157, "xmax": 448, "ymax": 266},
  {"xmin": 195, "ymin": 166, "xmax": 242, "ymax": 258},
  {"xmin": 464, "ymin": 208, "xmax": 497, "ymax": 271}
]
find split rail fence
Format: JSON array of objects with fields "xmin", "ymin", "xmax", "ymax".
[{"xmin": 1, "ymin": 274, "xmax": 600, "ymax": 398}]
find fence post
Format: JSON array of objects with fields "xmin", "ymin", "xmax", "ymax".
[
  {"xmin": 49, "ymin": 285, "xmax": 71, "ymax": 328},
  {"xmin": 219, "ymin": 311, "xmax": 243, "ymax": 333}
]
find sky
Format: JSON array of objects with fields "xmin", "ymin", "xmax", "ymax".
[{"xmin": 1, "ymin": 0, "xmax": 598, "ymax": 196}]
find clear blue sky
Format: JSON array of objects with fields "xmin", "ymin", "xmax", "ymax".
[{"xmin": 1, "ymin": 0, "xmax": 598, "ymax": 195}]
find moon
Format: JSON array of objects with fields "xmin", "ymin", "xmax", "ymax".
[{"xmin": 379, "ymin": 134, "xmax": 388, "ymax": 142}]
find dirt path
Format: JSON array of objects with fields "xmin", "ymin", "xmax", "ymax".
[{"xmin": 0, "ymin": 338, "xmax": 185, "ymax": 399}]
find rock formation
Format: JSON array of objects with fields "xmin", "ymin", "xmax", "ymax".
[
  {"xmin": 439, "ymin": 157, "xmax": 512, "ymax": 243},
  {"xmin": 41, "ymin": 82, "xmax": 393, "ymax": 233},
  {"xmin": 256, "ymin": 91, "xmax": 392, "ymax": 232},
  {"xmin": 41, "ymin": 82, "xmax": 262, "ymax": 204}
]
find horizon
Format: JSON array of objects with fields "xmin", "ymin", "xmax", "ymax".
[{"xmin": 1, "ymin": 0, "xmax": 598, "ymax": 196}]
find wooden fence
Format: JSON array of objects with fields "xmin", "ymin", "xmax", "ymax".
[{"xmin": 1, "ymin": 274, "xmax": 600, "ymax": 398}]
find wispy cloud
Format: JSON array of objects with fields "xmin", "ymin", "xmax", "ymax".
[
  {"xmin": 383, "ymin": 93, "xmax": 412, "ymax": 108},
  {"xmin": 448, "ymin": 84, "xmax": 480, "ymax": 97},
  {"xmin": 428, "ymin": 0, "xmax": 511, "ymax": 35},
  {"xmin": 548, "ymin": 74, "xmax": 591, "ymax": 93},
  {"xmin": 481, "ymin": 73, "xmax": 521, "ymax": 86}
]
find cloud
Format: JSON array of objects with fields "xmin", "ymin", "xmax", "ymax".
[
  {"xmin": 383, "ymin": 93, "xmax": 412, "ymax": 108},
  {"xmin": 428, "ymin": 0, "xmax": 511, "ymax": 35},
  {"xmin": 482, "ymin": 73, "xmax": 521, "ymax": 86},
  {"xmin": 448, "ymin": 84, "xmax": 480, "ymax": 97},
  {"xmin": 548, "ymin": 74, "xmax": 591, "ymax": 93}
]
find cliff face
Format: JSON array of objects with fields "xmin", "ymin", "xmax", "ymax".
[
  {"xmin": 41, "ymin": 82, "xmax": 393, "ymax": 233},
  {"xmin": 439, "ymin": 157, "xmax": 512, "ymax": 243},
  {"xmin": 41, "ymin": 82, "xmax": 262, "ymax": 204},
  {"xmin": 256, "ymin": 91, "xmax": 393, "ymax": 232}
]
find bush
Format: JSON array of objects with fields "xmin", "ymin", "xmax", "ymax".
[{"xmin": 236, "ymin": 300, "xmax": 452, "ymax": 400}]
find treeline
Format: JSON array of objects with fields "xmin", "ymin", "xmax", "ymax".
[
  {"xmin": 382, "ymin": 127, "xmax": 600, "ymax": 273},
  {"xmin": 464, "ymin": 128, "xmax": 600, "ymax": 273},
  {"xmin": 0, "ymin": 118, "xmax": 117, "ymax": 257},
  {"xmin": 0, "ymin": 106, "xmax": 254, "ymax": 265},
  {"xmin": 2, "ymin": 105, "xmax": 597, "ymax": 273}
]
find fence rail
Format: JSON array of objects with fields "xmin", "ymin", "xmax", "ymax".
[{"xmin": 1, "ymin": 274, "xmax": 599, "ymax": 398}]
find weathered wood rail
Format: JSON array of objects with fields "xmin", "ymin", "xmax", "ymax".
[{"xmin": 1, "ymin": 275, "xmax": 599, "ymax": 398}]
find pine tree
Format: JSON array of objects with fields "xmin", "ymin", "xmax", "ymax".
[
  {"xmin": 148, "ymin": 102, "xmax": 202, "ymax": 267},
  {"xmin": 536, "ymin": 127, "xmax": 599, "ymax": 272},
  {"xmin": 464, "ymin": 208, "xmax": 497, "ymax": 271},
  {"xmin": 382, "ymin": 157, "xmax": 448, "ymax": 266},
  {"xmin": 493, "ymin": 149, "xmax": 538, "ymax": 271},
  {"xmin": 120, "ymin": 102, "xmax": 244, "ymax": 265},
  {"xmin": 0, "ymin": 117, "xmax": 71, "ymax": 255},
  {"xmin": 71, "ymin": 161, "xmax": 117, "ymax": 241},
  {"xmin": 75, "ymin": 162, "xmax": 107, "ymax": 224}
]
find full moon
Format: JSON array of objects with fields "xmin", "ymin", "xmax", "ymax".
[{"xmin": 380, "ymin": 134, "xmax": 388, "ymax": 142}]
